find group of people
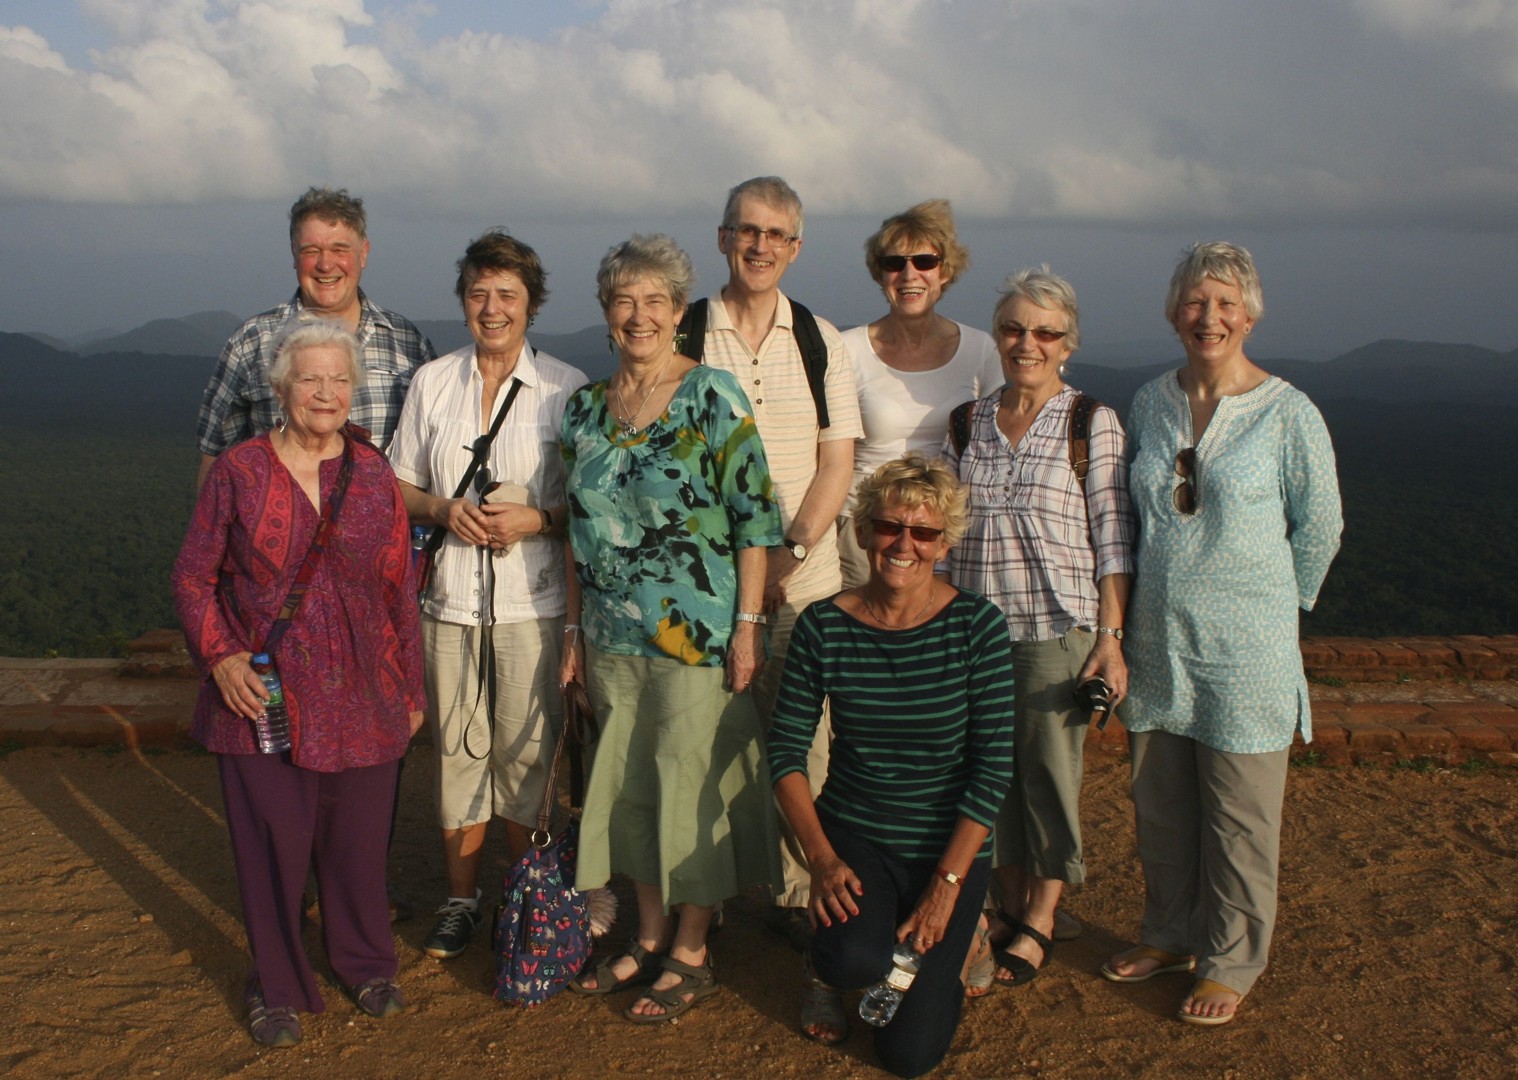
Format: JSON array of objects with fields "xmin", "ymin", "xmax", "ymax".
[{"xmin": 171, "ymin": 177, "xmax": 1342, "ymax": 1075}]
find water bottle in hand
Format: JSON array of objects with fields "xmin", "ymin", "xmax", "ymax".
[
  {"xmin": 249, "ymin": 653, "xmax": 292, "ymax": 754},
  {"xmin": 858, "ymin": 940, "xmax": 922, "ymax": 1027}
]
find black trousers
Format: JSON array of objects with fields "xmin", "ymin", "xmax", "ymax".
[{"xmin": 810, "ymin": 817, "xmax": 990, "ymax": 1078}]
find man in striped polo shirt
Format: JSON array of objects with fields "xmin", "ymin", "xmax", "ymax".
[{"xmin": 694, "ymin": 176, "xmax": 863, "ymax": 943}]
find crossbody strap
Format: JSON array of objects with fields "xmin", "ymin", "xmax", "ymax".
[
  {"xmin": 419, "ymin": 374, "xmax": 525, "ymax": 562},
  {"xmin": 262, "ymin": 425, "xmax": 363, "ymax": 657}
]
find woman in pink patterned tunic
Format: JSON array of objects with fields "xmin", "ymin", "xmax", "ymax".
[{"xmin": 172, "ymin": 319, "xmax": 424, "ymax": 1048}]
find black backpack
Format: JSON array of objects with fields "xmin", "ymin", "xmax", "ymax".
[
  {"xmin": 948, "ymin": 393, "xmax": 1100, "ymax": 493},
  {"xmin": 677, "ymin": 298, "xmax": 831, "ymax": 428}
]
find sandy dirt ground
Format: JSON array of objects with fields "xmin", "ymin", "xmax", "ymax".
[{"xmin": 1, "ymin": 745, "xmax": 1514, "ymax": 1080}]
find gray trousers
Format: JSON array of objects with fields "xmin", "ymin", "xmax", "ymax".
[
  {"xmin": 1129, "ymin": 729, "xmax": 1289, "ymax": 996},
  {"xmin": 994, "ymin": 630, "xmax": 1094, "ymax": 884}
]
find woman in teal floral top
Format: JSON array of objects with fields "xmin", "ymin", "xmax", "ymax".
[{"xmin": 560, "ymin": 234, "xmax": 783, "ymax": 1024}]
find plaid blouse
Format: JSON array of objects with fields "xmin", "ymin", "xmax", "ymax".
[{"xmin": 947, "ymin": 386, "xmax": 1136, "ymax": 642}]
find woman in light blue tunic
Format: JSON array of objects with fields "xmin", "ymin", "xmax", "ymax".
[{"xmin": 1102, "ymin": 242, "xmax": 1341, "ymax": 1027}]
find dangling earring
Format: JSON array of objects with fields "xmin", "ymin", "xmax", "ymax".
[
  {"xmin": 277, "ymin": 414, "xmax": 287, "ymax": 433},
  {"xmin": 1058, "ymin": 363, "xmax": 1068, "ymax": 378}
]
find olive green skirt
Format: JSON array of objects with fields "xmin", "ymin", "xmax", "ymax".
[{"xmin": 575, "ymin": 647, "xmax": 781, "ymax": 909}]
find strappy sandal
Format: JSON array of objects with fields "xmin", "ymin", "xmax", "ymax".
[
  {"xmin": 245, "ymin": 983, "xmax": 301, "ymax": 1048},
  {"xmin": 569, "ymin": 941, "xmax": 666, "ymax": 996},
  {"xmin": 623, "ymin": 954, "xmax": 719, "ymax": 1024},
  {"xmin": 994, "ymin": 923, "xmax": 1054, "ymax": 986},
  {"xmin": 801, "ymin": 955, "xmax": 848, "ymax": 1045},
  {"xmin": 1099, "ymin": 944, "xmax": 1197, "ymax": 983}
]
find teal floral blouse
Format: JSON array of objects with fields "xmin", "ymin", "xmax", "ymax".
[{"xmin": 561, "ymin": 365, "xmax": 781, "ymax": 667}]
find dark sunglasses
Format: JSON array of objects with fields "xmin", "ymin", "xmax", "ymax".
[
  {"xmin": 999, "ymin": 322, "xmax": 1069, "ymax": 344},
  {"xmin": 878, "ymin": 253, "xmax": 943, "ymax": 274},
  {"xmin": 871, "ymin": 518, "xmax": 945, "ymax": 543},
  {"xmin": 1173, "ymin": 447, "xmax": 1197, "ymax": 515}
]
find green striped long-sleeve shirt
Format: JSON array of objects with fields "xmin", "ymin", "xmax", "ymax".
[{"xmin": 768, "ymin": 590, "xmax": 1016, "ymax": 862}]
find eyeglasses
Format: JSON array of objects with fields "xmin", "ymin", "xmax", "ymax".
[
  {"xmin": 878, "ymin": 253, "xmax": 943, "ymax": 274},
  {"xmin": 1173, "ymin": 447, "xmax": 1197, "ymax": 514},
  {"xmin": 870, "ymin": 519, "xmax": 945, "ymax": 543},
  {"xmin": 998, "ymin": 323, "xmax": 1068, "ymax": 344},
  {"xmin": 722, "ymin": 223, "xmax": 798, "ymax": 248}
]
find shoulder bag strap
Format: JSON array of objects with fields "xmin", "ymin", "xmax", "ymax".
[
  {"xmin": 1068, "ymin": 394, "xmax": 1099, "ymax": 494},
  {"xmin": 677, "ymin": 298, "xmax": 709, "ymax": 362},
  {"xmin": 262, "ymin": 426, "xmax": 361, "ymax": 656},
  {"xmin": 419, "ymin": 374, "xmax": 525, "ymax": 561}
]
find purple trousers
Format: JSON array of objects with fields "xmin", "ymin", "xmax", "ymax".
[{"xmin": 219, "ymin": 752, "xmax": 400, "ymax": 1013}]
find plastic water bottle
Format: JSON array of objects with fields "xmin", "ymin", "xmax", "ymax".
[
  {"xmin": 248, "ymin": 653, "xmax": 292, "ymax": 754},
  {"xmin": 858, "ymin": 941, "xmax": 922, "ymax": 1027}
]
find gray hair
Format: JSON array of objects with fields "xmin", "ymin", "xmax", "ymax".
[
  {"xmin": 721, "ymin": 176, "xmax": 804, "ymax": 240},
  {"xmin": 268, "ymin": 317, "xmax": 362, "ymax": 396},
  {"xmin": 288, "ymin": 186, "xmax": 367, "ymax": 247},
  {"xmin": 1164, "ymin": 240, "xmax": 1264, "ymax": 325},
  {"xmin": 596, "ymin": 234, "xmax": 696, "ymax": 312},
  {"xmin": 992, "ymin": 266, "xmax": 1081, "ymax": 351}
]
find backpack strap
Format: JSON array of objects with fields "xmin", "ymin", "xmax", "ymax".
[
  {"xmin": 676, "ymin": 298, "xmax": 708, "ymax": 362},
  {"xmin": 787, "ymin": 299, "xmax": 831, "ymax": 429},
  {"xmin": 948, "ymin": 399, "xmax": 976, "ymax": 458},
  {"xmin": 1068, "ymin": 394, "xmax": 1099, "ymax": 493},
  {"xmin": 680, "ymin": 296, "xmax": 831, "ymax": 428}
]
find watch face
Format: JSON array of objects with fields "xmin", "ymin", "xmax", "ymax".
[{"xmin": 785, "ymin": 539, "xmax": 807, "ymax": 560}]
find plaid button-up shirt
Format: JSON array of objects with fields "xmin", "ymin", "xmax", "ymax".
[
  {"xmin": 947, "ymin": 386, "xmax": 1136, "ymax": 642},
  {"xmin": 195, "ymin": 291, "xmax": 434, "ymax": 455}
]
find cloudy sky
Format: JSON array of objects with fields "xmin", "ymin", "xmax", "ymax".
[{"xmin": 2, "ymin": 0, "xmax": 1515, "ymax": 359}]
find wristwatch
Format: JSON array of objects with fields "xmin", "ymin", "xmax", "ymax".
[
  {"xmin": 734, "ymin": 612, "xmax": 769, "ymax": 625},
  {"xmin": 783, "ymin": 538, "xmax": 808, "ymax": 561},
  {"xmin": 934, "ymin": 866, "xmax": 964, "ymax": 887},
  {"xmin": 1096, "ymin": 626, "xmax": 1124, "ymax": 640}
]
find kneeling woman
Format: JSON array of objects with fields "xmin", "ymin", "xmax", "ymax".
[{"xmin": 769, "ymin": 455, "xmax": 1015, "ymax": 1078}]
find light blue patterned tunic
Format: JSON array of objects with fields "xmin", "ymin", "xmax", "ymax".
[{"xmin": 1124, "ymin": 372, "xmax": 1342, "ymax": 753}]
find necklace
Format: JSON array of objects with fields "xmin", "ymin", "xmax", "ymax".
[
  {"xmin": 612, "ymin": 348, "xmax": 676, "ymax": 435},
  {"xmin": 864, "ymin": 586, "xmax": 937, "ymax": 629}
]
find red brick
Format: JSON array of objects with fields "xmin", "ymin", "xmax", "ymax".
[
  {"xmin": 1453, "ymin": 726, "xmax": 1514, "ymax": 752},
  {"xmin": 1346, "ymin": 725, "xmax": 1403, "ymax": 751},
  {"xmin": 1371, "ymin": 643, "xmax": 1420, "ymax": 668},
  {"xmin": 1397, "ymin": 639, "xmax": 1458, "ymax": 668},
  {"xmin": 1339, "ymin": 702, "xmax": 1432, "ymax": 725},
  {"xmin": 1426, "ymin": 701, "xmax": 1518, "ymax": 723},
  {"xmin": 1308, "ymin": 725, "xmax": 1349, "ymax": 748},
  {"xmin": 1298, "ymin": 640, "xmax": 1338, "ymax": 668},
  {"xmin": 1319, "ymin": 745, "xmax": 1355, "ymax": 768},
  {"xmin": 1327, "ymin": 638, "xmax": 1383, "ymax": 667},
  {"xmin": 1488, "ymin": 751, "xmax": 1518, "ymax": 767},
  {"xmin": 1400, "ymin": 725, "xmax": 1456, "ymax": 754}
]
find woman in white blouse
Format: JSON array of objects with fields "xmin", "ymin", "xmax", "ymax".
[
  {"xmin": 388, "ymin": 230, "xmax": 587, "ymax": 963},
  {"xmin": 837, "ymin": 200, "xmax": 1002, "ymax": 587}
]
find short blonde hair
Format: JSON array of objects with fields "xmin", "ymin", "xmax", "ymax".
[
  {"xmin": 855, "ymin": 454, "xmax": 970, "ymax": 547},
  {"xmin": 864, "ymin": 199, "xmax": 970, "ymax": 290}
]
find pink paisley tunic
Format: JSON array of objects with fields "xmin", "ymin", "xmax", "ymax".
[{"xmin": 172, "ymin": 432, "xmax": 425, "ymax": 771}]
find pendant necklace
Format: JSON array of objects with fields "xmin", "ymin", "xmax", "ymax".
[{"xmin": 612, "ymin": 348, "xmax": 677, "ymax": 436}]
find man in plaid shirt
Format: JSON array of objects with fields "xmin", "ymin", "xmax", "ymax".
[{"xmin": 195, "ymin": 186, "xmax": 434, "ymax": 490}]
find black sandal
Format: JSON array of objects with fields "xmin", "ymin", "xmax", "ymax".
[
  {"xmin": 994, "ymin": 923, "xmax": 1054, "ymax": 986},
  {"xmin": 800, "ymin": 955, "xmax": 848, "ymax": 1046},
  {"xmin": 569, "ymin": 941, "xmax": 666, "ymax": 995}
]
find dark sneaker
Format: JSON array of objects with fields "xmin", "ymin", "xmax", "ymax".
[
  {"xmin": 346, "ymin": 977, "xmax": 407, "ymax": 1018},
  {"xmin": 422, "ymin": 900, "xmax": 484, "ymax": 959},
  {"xmin": 245, "ymin": 983, "xmax": 301, "ymax": 1047}
]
